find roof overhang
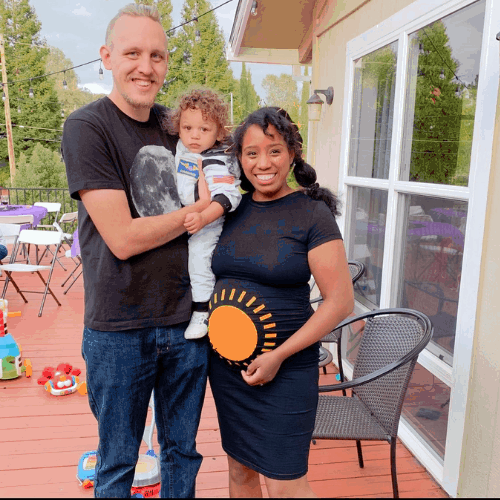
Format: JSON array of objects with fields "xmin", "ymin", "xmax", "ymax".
[{"xmin": 227, "ymin": 0, "xmax": 315, "ymax": 65}]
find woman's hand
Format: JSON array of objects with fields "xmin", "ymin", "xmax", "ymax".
[{"xmin": 241, "ymin": 351, "xmax": 284, "ymax": 386}]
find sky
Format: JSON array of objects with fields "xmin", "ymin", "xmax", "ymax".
[{"xmin": 28, "ymin": 0, "xmax": 292, "ymax": 100}]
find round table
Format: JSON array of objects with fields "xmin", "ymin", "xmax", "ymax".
[{"xmin": 0, "ymin": 204, "xmax": 49, "ymax": 227}]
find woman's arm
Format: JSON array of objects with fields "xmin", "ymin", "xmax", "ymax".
[{"xmin": 241, "ymin": 239, "xmax": 354, "ymax": 386}]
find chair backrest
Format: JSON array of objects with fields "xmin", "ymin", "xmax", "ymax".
[
  {"xmin": 34, "ymin": 202, "xmax": 61, "ymax": 214},
  {"xmin": 348, "ymin": 260, "xmax": 365, "ymax": 285},
  {"xmin": 18, "ymin": 228, "xmax": 63, "ymax": 246},
  {"xmin": 0, "ymin": 222, "xmax": 21, "ymax": 245},
  {"xmin": 0, "ymin": 214, "xmax": 34, "ymax": 226},
  {"xmin": 350, "ymin": 309, "xmax": 432, "ymax": 437},
  {"xmin": 310, "ymin": 260, "xmax": 366, "ymax": 295},
  {"xmin": 58, "ymin": 211, "xmax": 78, "ymax": 224}
]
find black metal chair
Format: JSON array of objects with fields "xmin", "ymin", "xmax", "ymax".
[
  {"xmin": 316, "ymin": 260, "xmax": 365, "ymax": 374},
  {"xmin": 312, "ymin": 308, "xmax": 433, "ymax": 498}
]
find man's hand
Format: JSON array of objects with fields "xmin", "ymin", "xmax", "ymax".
[{"xmin": 184, "ymin": 212, "xmax": 205, "ymax": 234}]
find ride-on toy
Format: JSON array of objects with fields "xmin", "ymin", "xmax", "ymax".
[
  {"xmin": 37, "ymin": 362, "xmax": 87, "ymax": 396},
  {"xmin": 77, "ymin": 393, "xmax": 161, "ymax": 497},
  {"xmin": 0, "ymin": 299, "xmax": 30, "ymax": 380}
]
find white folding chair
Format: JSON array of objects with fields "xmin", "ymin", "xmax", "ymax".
[
  {"xmin": 54, "ymin": 211, "xmax": 78, "ymax": 251},
  {"xmin": 33, "ymin": 204, "xmax": 68, "ymax": 270},
  {"xmin": 0, "ymin": 214, "xmax": 34, "ymax": 227},
  {"xmin": 0, "ymin": 229, "xmax": 63, "ymax": 316},
  {"xmin": 0, "ymin": 223, "xmax": 27, "ymax": 301},
  {"xmin": 61, "ymin": 249, "xmax": 82, "ymax": 295},
  {"xmin": 33, "ymin": 202, "xmax": 61, "ymax": 228},
  {"xmin": 0, "ymin": 215, "xmax": 34, "ymax": 263}
]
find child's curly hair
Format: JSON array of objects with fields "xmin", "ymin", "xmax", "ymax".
[{"xmin": 163, "ymin": 88, "xmax": 230, "ymax": 141}]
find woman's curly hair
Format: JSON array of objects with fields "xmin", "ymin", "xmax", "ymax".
[
  {"xmin": 232, "ymin": 107, "xmax": 341, "ymax": 216},
  {"xmin": 162, "ymin": 88, "xmax": 230, "ymax": 141}
]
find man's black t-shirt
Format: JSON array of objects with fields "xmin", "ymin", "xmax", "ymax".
[{"xmin": 62, "ymin": 97, "xmax": 191, "ymax": 331}]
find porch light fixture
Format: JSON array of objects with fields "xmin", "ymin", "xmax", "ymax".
[
  {"xmin": 250, "ymin": 1, "xmax": 258, "ymax": 17},
  {"xmin": 306, "ymin": 86, "xmax": 333, "ymax": 122}
]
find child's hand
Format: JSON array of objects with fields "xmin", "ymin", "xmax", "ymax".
[
  {"xmin": 184, "ymin": 212, "xmax": 205, "ymax": 234},
  {"xmin": 197, "ymin": 159, "xmax": 210, "ymax": 209}
]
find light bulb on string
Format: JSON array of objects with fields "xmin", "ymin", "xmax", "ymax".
[
  {"xmin": 17, "ymin": 105, "xmax": 21, "ymax": 113},
  {"xmin": 439, "ymin": 68, "xmax": 445, "ymax": 79},
  {"xmin": 29, "ymin": 79, "xmax": 34, "ymax": 98},
  {"xmin": 63, "ymin": 71, "xmax": 68, "ymax": 90},
  {"xmin": 2, "ymin": 92, "xmax": 5, "ymax": 102},
  {"xmin": 61, "ymin": 109, "xmax": 65, "ymax": 118}
]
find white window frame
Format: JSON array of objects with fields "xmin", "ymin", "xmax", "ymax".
[{"xmin": 337, "ymin": 0, "xmax": 500, "ymax": 496}]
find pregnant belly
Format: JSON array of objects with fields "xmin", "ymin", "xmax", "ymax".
[{"xmin": 208, "ymin": 278, "xmax": 311, "ymax": 368}]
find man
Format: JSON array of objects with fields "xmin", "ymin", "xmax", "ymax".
[{"xmin": 62, "ymin": 4, "xmax": 210, "ymax": 498}]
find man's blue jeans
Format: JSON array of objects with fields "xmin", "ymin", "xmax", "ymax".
[{"xmin": 82, "ymin": 323, "xmax": 209, "ymax": 498}]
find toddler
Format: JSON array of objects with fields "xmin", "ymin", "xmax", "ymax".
[{"xmin": 165, "ymin": 88, "xmax": 241, "ymax": 339}]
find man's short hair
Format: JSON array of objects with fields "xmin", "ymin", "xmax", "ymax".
[{"xmin": 105, "ymin": 3, "xmax": 163, "ymax": 47}]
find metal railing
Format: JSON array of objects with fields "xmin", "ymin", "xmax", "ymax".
[
  {"xmin": 7, "ymin": 188, "xmax": 77, "ymax": 213},
  {"xmin": 5, "ymin": 188, "xmax": 77, "ymax": 225}
]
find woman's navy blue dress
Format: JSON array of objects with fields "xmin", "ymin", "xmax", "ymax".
[{"xmin": 208, "ymin": 191, "xmax": 342, "ymax": 479}]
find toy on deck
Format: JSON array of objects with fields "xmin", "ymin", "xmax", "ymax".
[
  {"xmin": 0, "ymin": 299, "xmax": 30, "ymax": 380},
  {"xmin": 77, "ymin": 393, "xmax": 161, "ymax": 497},
  {"xmin": 37, "ymin": 362, "xmax": 87, "ymax": 396}
]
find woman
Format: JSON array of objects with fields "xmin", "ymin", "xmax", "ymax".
[{"xmin": 208, "ymin": 107, "xmax": 354, "ymax": 497}]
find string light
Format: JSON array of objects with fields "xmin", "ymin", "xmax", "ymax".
[
  {"xmin": 99, "ymin": 60, "xmax": 104, "ymax": 81},
  {"xmin": 3, "ymin": 0, "xmax": 234, "ymax": 88},
  {"xmin": 17, "ymin": 106, "xmax": 21, "ymax": 113},
  {"xmin": 61, "ymin": 109, "xmax": 65, "ymax": 118},
  {"xmin": 63, "ymin": 71, "xmax": 68, "ymax": 90},
  {"xmin": 29, "ymin": 79, "xmax": 34, "ymax": 98}
]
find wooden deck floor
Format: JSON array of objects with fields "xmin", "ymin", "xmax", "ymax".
[{"xmin": 0, "ymin": 254, "xmax": 449, "ymax": 498}]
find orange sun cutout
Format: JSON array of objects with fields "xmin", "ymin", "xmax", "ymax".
[{"xmin": 208, "ymin": 288, "xmax": 278, "ymax": 367}]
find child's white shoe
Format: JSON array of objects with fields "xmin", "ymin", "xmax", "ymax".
[{"xmin": 185, "ymin": 311, "xmax": 209, "ymax": 339}]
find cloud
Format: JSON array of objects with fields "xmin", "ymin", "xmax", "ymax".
[
  {"xmin": 72, "ymin": 4, "xmax": 91, "ymax": 17},
  {"xmin": 78, "ymin": 82, "xmax": 111, "ymax": 95}
]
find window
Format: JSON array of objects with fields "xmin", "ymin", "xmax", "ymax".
[{"xmin": 340, "ymin": 0, "xmax": 490, "ymax": 472}]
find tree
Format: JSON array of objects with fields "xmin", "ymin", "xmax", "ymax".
[
  {"xmin": 162, "ymin": 0, "xmax": 237, "ymax": 109},
  {"xmin": 409, "ymin": 21, "xmax": 463, "ymax": 184},
  {"xmin": 262, "ymin": 73, "xmax": 299, "ymax": 124},
  {"xmin": 13, "ymin": 142, "xmax": 67, "ymax": 189},
  {"xmin": 46, "ymin": 47, "xmax": 99, "ymax": 116},
  {"xmin": 235, "ymin": 62, "xmax": 259, "ymax": 124},
  {"xmin": 0, "ymin": 0, "xmax": 63, "ymax": 168}
]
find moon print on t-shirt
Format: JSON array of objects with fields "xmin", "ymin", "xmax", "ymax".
[{"xmin": 130, "ymin": 145, "xmax": 181, "ymax": 217}]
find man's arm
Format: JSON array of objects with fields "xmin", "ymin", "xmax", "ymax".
[{"xmin": 80, "ymin": 164, "xmax": 211, "ymax": 260}]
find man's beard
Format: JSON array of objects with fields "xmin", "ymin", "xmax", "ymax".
[{"xmin": 122, "ymin": 91, "xmax": 155, "ymax": 110}]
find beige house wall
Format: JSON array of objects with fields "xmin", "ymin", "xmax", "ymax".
[
  {"xmin": 458, "ymin": 85, "xmax": 500, "ymax": 498},
  {"xmin": 311, "ymin": 0, "xmax": 500, "ymax": 497}
]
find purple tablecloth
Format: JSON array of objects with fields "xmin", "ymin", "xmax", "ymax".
[
  {"xmin": 0, "ymin": 204, "xmax": 48, "ymax": 227},
  {"xmin": 71, "ymin": 229, "xmax": 80, "ymax": 258},
  {"xmin": 367, "ymin": 220, "xmax": 464, "ymax": 248}
]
